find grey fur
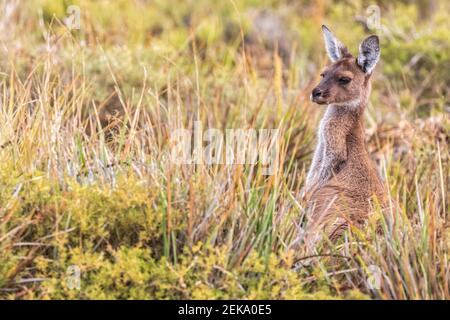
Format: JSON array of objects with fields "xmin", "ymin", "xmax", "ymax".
[
  {"xmin": 321, "ymin": 25, "xmax": 347, "ymax": 62},
  {"xmin": 357, "ymin": 35, "xmax": 380, "ymax": 74}
]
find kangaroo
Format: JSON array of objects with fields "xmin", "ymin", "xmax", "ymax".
[{"xmin": 303, "ymin": 25, "xmax": 387, "ymax": 247}]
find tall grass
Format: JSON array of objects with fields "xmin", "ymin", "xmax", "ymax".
[{"xmin": 0, "ymin": 0, "xmax": 448, "ymax": 299}]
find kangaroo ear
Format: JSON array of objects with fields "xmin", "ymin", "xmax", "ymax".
[
  {"xmin": 321, "ymin": 25, "xmax": 348, "ymax": 62},
  {"xmin": 357, "ymin": 35, "xmax": 380, "ymax": 74}
]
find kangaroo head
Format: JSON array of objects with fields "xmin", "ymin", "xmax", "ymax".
[{"xmin": 311, "ymin": 25, "xmax": 380, "ymax": 107}]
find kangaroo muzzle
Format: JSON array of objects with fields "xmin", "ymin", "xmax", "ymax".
[{"xmin": 311, "ymin": 87, "xmax": 329, "ymax": 104}]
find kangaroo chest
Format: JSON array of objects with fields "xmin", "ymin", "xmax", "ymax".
[{"xmin": 318, "ymin": 106, "xmax": 356, "ymax": 151}]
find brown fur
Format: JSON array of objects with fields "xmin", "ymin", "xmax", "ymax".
[{"xmin": 304, "ymin": 27, "xmax": 387, "ymax": 249}]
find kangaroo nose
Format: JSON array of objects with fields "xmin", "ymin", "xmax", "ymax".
[{"xmin": 312, "ymin": 88, "xmax": 322, "ymax": 98}]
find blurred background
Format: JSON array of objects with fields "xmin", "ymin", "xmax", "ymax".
[{"xmin": 2, "ymin": 0, "xmax": 449, "ymax": 121}]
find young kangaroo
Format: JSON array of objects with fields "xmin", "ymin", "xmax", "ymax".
[{"xmin": 304, "ymin": 25, "xmax": 387, "ymax": 246}]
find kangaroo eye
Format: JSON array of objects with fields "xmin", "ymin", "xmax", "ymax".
[
  {"xmin": 320, "ymin": 73, "xmax": 325, "ymax": 78},
  {"xmin": 338, "ymin": 77, "xmax": 351, "ymax": 85}
]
